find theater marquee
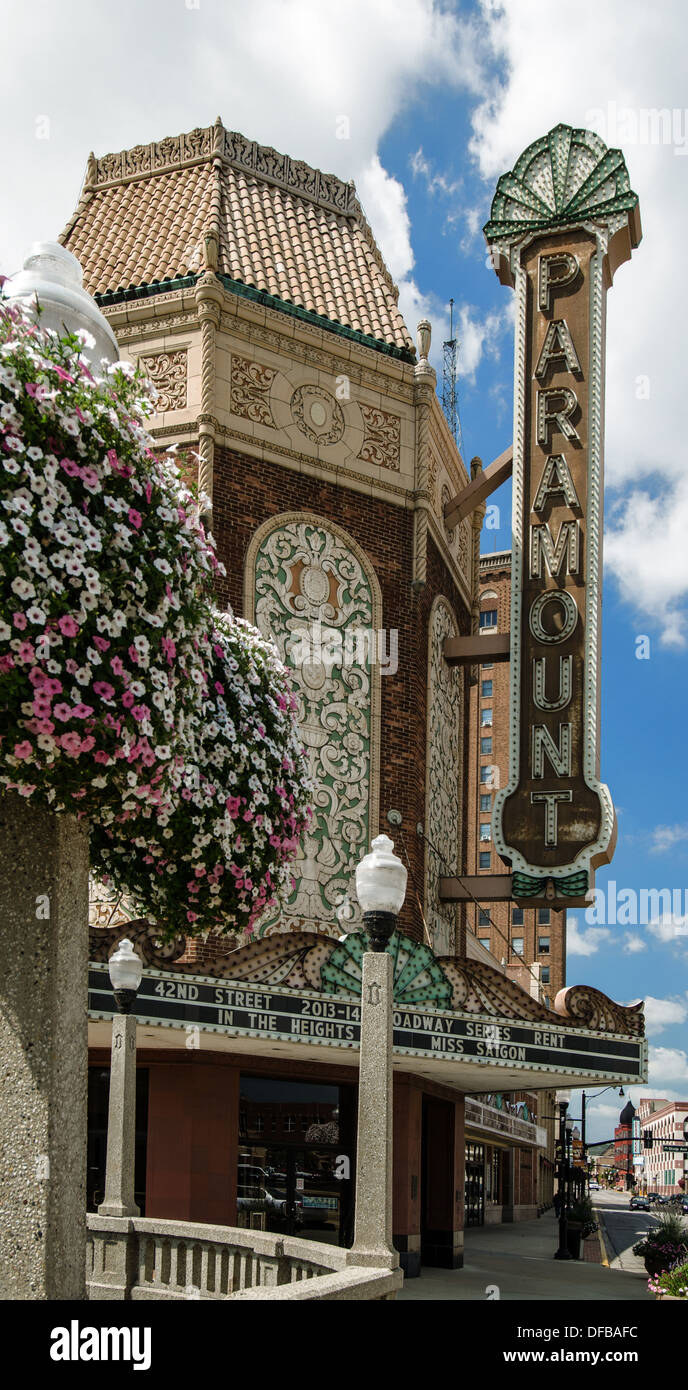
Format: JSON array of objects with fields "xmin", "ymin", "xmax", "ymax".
[
  {"xmin": 87, "ymin": 963, "xmax": 646, "ymax": 1085},
  {"xmin": 484, "ymin": 125, "xmax": 641, "ymax": 905}
]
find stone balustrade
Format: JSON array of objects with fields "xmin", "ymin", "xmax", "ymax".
[{"xmin": 86, "ymin": 1214, "xmax": 402, "ymax": 1301}]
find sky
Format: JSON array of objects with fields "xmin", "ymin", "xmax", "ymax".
[{"xmin": 2, "ymin": 0, "xmax": 686, "ymax": 1141}]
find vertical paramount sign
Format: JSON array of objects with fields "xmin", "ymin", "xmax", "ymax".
[{"xmin": 485, "ymin": 125, "xmax": 641, "ymax": 906}]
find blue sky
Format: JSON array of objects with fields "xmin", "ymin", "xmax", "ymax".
[{"xmin": 2, "ymin": 0, "xmax": 685, "ymax": 1139}]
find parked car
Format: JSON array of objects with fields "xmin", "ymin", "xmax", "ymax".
[
  {"xmin": 589, "ymin": 1182, "xmax": 600, "ymax": 1191},
  {"xmin": 629, "ymin": 1195, "xmax": 651, "ymax": 1211}
]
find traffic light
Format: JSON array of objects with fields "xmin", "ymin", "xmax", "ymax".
[{"xmin": 643, "ymin": 1130, "xmax": 653, "ymax": 1150}]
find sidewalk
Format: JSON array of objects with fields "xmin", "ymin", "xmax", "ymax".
[{"xmin": 397, "ymin": 1209, "xmax": 651, "ymax": 1301}]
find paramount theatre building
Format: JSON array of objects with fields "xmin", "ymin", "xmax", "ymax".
[{"xmin": 64, "ymin": 120, "xmax": 647, "ymax": 1275}]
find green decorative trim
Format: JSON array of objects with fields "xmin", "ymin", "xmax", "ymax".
[
  {"xmin": 96, "ymin": 276, "xmax": 198, "ymax": 306},
  {"xmin": 484, "ymin": 123, "xmax": 638, "ymax": 243},
  {"xmin": 97, "ymin": 275, "xmax": 415, "ymax": 363},
  {"xmin": 217, "ymin": 274, "xmax": 415, "ymax": 362},
  {"xmin": 512, "ymin": 871, "xmax": 588, "ymax": 900},
  {"xmin": 321, "ymin": 930, "xmax": 453, "ymax": 1006}
]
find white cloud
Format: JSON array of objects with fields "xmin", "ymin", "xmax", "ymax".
[
  {"xmin": 642, "ymin": 996, "xmax": 688, "ymax": 1035},
  {"xmin": 648, "ymin": 823, "xmax": 688, "ymax": 854},
  {"xmin": 409, "ymin": 147, "xmax": 463, "ymax": 199},
  {"xmin": 622, "ymin": 934, "xmax": 647, "ymax": 954},
  {"xmin": 0, "ymin": 0, "xmax": 488, "ymax": 275},
  {"xmin": 357, "ymin": 155, "xmax": 415, "ymax": 283},
  {"xmin": 566, "ymin": 916, "xmax": 612, "ymax": 956},
  {"xmin": 648, "ymin": 1046, "xmax": 688, "ymax": 1087},
  {"xmin": 647, "ymin": 915, "xmax": 688, "ymax": 945},
  {"xmin": 469, "ymin": 0, "xmax": 688, "ymax": 642}
]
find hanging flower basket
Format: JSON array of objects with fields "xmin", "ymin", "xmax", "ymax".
[
  {"xmin": 0, "ymin": 302, "xmax": 220, "ymax": 819},
  {"xmin": 92, "ymin": 611, "xmax": 312, "ymax": 938}
]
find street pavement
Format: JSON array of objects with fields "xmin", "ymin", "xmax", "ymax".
[
  {"xmin": 397, "ymin": 1203, "xmax": 652, "ymax": 1301},
  {"xmin": 592, "ymin": 1189, "xmax": 659, "ymax": 1274}
]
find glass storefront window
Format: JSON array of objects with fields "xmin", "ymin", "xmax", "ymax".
[
  {"xmin": 238, "ymin": 1075, "xmax": 355, "ymax": 1247},
  {"xmin": 465, "ymin": 1142, "xmax": 485, "ymax": 1226}
]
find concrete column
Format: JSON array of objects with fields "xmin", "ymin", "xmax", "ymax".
[
  {"xmin": 348, "ymin": 952, "xmax": 398, "ymax": 1270},
  {"xmin": 99, "ymin": 1014, "xmax": 140, "ymax": 1219},
  {"xmin": 0, "ymin": 792, "xmax": 89, "ymax": 1299}
]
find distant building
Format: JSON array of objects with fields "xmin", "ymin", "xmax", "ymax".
[
  {"xmin": 637, "ymin": 1097, "xmax": 688, "ymax": 1195},
  {"xmin": 614, "ymin": 1099, "xmax": 637, "ymax": 1190}
]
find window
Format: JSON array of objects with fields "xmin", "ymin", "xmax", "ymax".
[
  {"xmin": 480, "ymin": 609, "xmax": 497, "ymax": 630},
  {"xmin": 512, "ymin": 937, "xmax": 524, "ymax": 956},
  {"xmin": 541, "ymin": 966, "xmax": 550, "ymax": 984},
  {"xmin": 480, "ymin": 737, "xmax": 492, "ymax": 754},
  {"xmin": 479, "ymin": 851, "xmax": 491, "ymax": 869},
  {"xmin": 480, "ymin": 765, "xmax": 491, "ymax": 783},
  {"xmin": 481, "ymin": 680, "xmax": 493, "ymax": 697},
  {"xmin": 480, "ymin": 794, "xmax": 491, "ymax": 812},
  {"xmin": 482, "ymin": 662, "xmax": 494, "ymax": 670},
  {"xmin": 512, "ymin": 908, "xmax": 524, "ymax": 926},
  {"xmin": 481, "ymin": 709, "xmax": 493, "ymax": 726},
  {"xmin": 478, "ymin": 937, "xmax": 491, "ymax": 952},
  {"xmin": 537, "ymin": 908, "xmax": 550, "ymax": 925},
  {"xmin": 478, "ymin": 908, "xmax": 490, "ymax": 926},
  {"xmin": 480, "ymin": 823, "xmax": 491, "ymax": 842},
  {"xmin": 538, "ymin": 936, "xmax": 550, "ymax": 955}
]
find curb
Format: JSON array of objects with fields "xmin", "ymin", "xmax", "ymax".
[{"xmin": 595, "ymin": 1209, "xmax": 611, "ymax": 1267}]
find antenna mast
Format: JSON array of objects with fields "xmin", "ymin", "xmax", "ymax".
[{"xmin": 442, "ymin": 298, "xmax": 463, "ymax": 453}]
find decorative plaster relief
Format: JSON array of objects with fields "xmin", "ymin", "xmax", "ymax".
[
  {"xmin": 290, "ymin": 384, "xmax": 344, "ymax": 445},
  {"xmin": 250, "ymin": 517, "xmax": 380, "ymax": 938},
  {"xmin": 139, "ymin": 349, "xmax": 187, "ymax": 411},
  {"xmin": 230, "ymin": 355, "xmax": 277, "ymax": 427},
  {"xmin": 357, "ymin": 403, "xmax": 401, "ymax": 472}
]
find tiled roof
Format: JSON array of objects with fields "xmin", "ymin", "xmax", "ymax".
[{"xmin": 60, "ymin": 120, "xmax": 414, "ymax": 358}]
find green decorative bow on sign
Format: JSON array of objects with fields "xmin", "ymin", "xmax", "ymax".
[{"xmin": 512, "ymin": 871, "xmax": 588, "ymax": 900}]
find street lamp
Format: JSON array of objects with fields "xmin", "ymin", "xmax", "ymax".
[
  {"xmin": 554, "ymin": 1091, "xmax": 572, "ymax": 1260},
  {"xmin": 98, "ymin": 939, "xmax": 143, "ymax": 1219},
  {"xmin": 348, "ymin": 835, "xmax": 407, "ymax": 1271},
  {"xmin": 355, "ymin": 832, "xmax": 408, "ymax": 950},
  {"xmin": 581, "ymin": 1085, "xmax": 624, "ymax": 1190}
]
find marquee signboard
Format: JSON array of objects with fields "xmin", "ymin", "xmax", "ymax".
[
  {"xmin": 484, "ymin": 125, "xmax": 641, "ymax": 904},
  {"xmin": 88, "ymin": 963, "xmax": 646, "ymax": 1083}
]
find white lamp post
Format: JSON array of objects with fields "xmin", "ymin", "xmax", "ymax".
[
  {"xmin": 3, "ymin": 241, "xmax": 118, "ymax": 368},
  {"xmin": 348, "ymin": 835, "xmax": 407, "ymax": 1271},
  {"xmin": 98, "ymin": 940, "xmax": 143, "ymax": 1219}
]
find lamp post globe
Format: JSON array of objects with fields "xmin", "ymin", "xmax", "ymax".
[
  {"xmin": 108, "ymin": 938, "xmax": 143, "ymax": 1014},
  {"xmin": 355, "ymin": 833, "xmax": 407, "ymax": 951}
]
